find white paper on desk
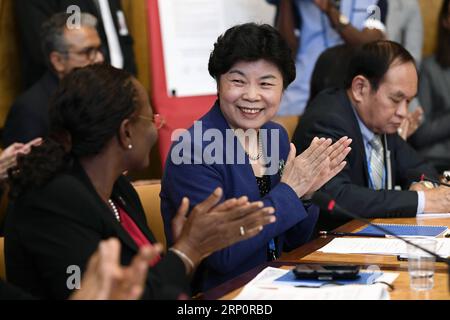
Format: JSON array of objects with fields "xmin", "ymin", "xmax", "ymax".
[
  {"xmin": 417, "ymin": 212, "xmax": 450, "ymax": 219},
  {"xmin": 318, "ymin": 238, "xmax": 450, "ymax": 257},
  {"xmin": 233, "ymin": 267, "xmax": 392, "ymax": 300},
  {"xmin": 234, "ymin": 284, "xmax": 390, "ymax": 300}
]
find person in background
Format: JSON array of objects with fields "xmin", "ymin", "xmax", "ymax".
[
  {"xmin": 409, "ymin": 0, "xmax": 450, "ymax": 173},
  {"xmin": 267, "ymin": 0, "xmax": 386, "ymax": 116},
  {"xmin": 386, "ymin": 0, "xmax": 423, "ymax": 65},
  {"xmin": 293, "ymin": 40, "xmax": 450, "ymax": 232},
  {"xmin": 306, "ymin": 44, "xmax": 356, "ymax": 107},
  {"xmin": 0, "ymin": 138, "xmax": 42, "ymax": 234},
  {"xmin": 161, "ymin": 23, "xmax": 352, "ymax": 292},
  {"xmin": 3, "ymin": 12, "xmax": 104, "ymax": 148},
  {"xmin": 0, "ymin": 139, "xmax": 42, "ymax": 183},
  {"xmin": 1, "ymin": 238, "xmax": 162, "ymax": 300},
  {"xmin": 4, "ymin": 64, "xmax": 275, "ymax": 300},
  {"xmin": 385, "ymin": 0, "xmax": 424, "ymax": 143},
  {"xmin": 15, "ymin": 0, "xmax": 136, "ymax": 89}
]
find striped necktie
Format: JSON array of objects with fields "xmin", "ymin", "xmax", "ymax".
[{"xmin": 369, "ymin": 135, "xmax": 384, "ymax": 190}]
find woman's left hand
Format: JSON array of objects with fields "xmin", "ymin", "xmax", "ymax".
[
  {"xmin": 304, "ymin": 136, "xmax": 352, "ymax": 197},
  {"xmin": 70, "ymin": 238, "xmax": 162, "ymax": 300}
]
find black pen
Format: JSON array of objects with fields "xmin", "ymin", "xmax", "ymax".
[{"xmin": 319, "ymin": 231, "xmax": 386, "ymax": 238}]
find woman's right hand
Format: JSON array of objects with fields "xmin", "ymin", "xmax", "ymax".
[
  {"xmin": 281, "ymin": 137, "xmax": 351, "ymax": 198},
  {"xmin": 280, "ymin": 137, "xmax": 332, "ymax": 198},
  {"xmin": 171, "ymin": 188, "xmax": 276, "ymax": 274}
]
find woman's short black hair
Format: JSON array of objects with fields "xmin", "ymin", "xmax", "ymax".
[
  {"xmin": 208, "ymin": 23, "xmax": 296, "ymax": 89},
  {"xmin": 344, "ymin": 40, "xmax": 417, "ymax": 91}
]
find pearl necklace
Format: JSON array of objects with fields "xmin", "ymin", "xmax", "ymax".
[
  {"xmin": 233, "ymin": 129, "xmax": 263, "ymax": 161},
  {"xmin": 246, "ymin": 133, "xmax": 263, "ymax": 161},
  {"xmin": 108, "ymin": 199, "xmax": 121, "ymax": 222}
]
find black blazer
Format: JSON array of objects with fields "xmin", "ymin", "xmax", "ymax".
[
  {"xmin": 293, "ymin": 88, "xmax": 437, "ymax": 231},
  {"xmin": 15, "ymin": 0, "xmax": 137, "ymax": 88},
  {"xmin": 2, "ymin": 71, "xmax": 58, "ymax": 148},
  {"xmin": 4, "ymin": 162, "xmax": 189, "ymax": 299}
]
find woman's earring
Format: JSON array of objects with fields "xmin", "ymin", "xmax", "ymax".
[{"xmin": 128, "ymin": 144, "xmax": 133, "ymax": 150}]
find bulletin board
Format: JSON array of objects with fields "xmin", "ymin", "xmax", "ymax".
[{"xmin": 146, "ymin": 0, "xmax": 275, "ymax": 165}]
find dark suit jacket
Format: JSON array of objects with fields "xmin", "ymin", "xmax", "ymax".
[
  {"xmin": 292, "ymin": 88, "xmax": 437, "ymax": 231},
  {"xmin": 0, "ymin": 281, "xmax": 35, "ymax": 300},
  {"xmin": 2, "ymin": 72, "xmax": 58, "ymax": 148},
  {"xmin": 4, "ymin": 162, "xmax": 189, "ymax": 300},
  {"xmin": 15, "ymin": 0, "xmax": 136, "ymax": 88}
]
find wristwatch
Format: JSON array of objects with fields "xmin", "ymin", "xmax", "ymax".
[{"xmin": 337, "ymin": 14, "xmax": 350, "ymax": 30}]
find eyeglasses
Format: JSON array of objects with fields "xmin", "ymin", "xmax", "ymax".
[
  {"xmin": 137, "ymin": 114, "xmax": 165, "ymax": 130},
  {"xmin": 62, "ymin": 45, "xmax": 104, "ymax": 62}
]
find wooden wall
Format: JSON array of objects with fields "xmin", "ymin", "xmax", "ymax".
[
  {"xmin": 419, "ymin": 0, "xmax": 444, "ymax": 57},
  {"xmin": 0, "ymin": 0, "xmax": 22, "ymax": 128},
  {"xmin": 121, "ymin": 0, "xmax": 151, "ymax": 94}
]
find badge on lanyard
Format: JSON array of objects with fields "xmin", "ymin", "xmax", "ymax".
[{"xmin": 116, "ymin": 10, "xmax": 129, "ymax": 36}]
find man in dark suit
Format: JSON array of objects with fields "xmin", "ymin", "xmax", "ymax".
[
  {"xmin": 15, "ymin": 0, "xmax": 136, "ymax": 89},
  {"xmin": 293, "ymin": 40, "xmax": 450, "ymax": 231},
  {"xmin": 2, "ymin": 12, "xmax": 104, "ymax": 147}
]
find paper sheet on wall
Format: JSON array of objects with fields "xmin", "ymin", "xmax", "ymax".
[
  {"xmin": 318, "ymin": 238, "xmax": 450, "ymax": 257},
  {"xmin": 158, "ymin": 0, "xmax": 276, "ymax": 97}
]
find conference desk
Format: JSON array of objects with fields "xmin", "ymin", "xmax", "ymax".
[{"xmin": 203, "ymin": 216, "xmax": 450, "ymax": 300}]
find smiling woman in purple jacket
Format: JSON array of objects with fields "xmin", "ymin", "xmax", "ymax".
[{"xmin": 161, "ymin": 23, "xmax": 352, "ymax": 291}]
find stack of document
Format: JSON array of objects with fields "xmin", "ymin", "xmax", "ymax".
[
  {"xmin": 318, "ymin": 238, "xmax": 450, "ymax": 257},
  {"xmin": 233, "ymin": 267, "xmax": 395, "ymax": 300}
]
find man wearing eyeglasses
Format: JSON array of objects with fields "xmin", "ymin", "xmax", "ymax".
[
  {"xmin": 15, "ymin": 0, "xmax": 136, "ymax": 90},
  {"xmin": 2, "ymin": 12, "xmax": 105, "ymax": 148}
]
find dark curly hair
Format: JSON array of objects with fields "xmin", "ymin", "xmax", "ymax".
[
  {"xmin": 208, "ymin": 23, "xmax": 296, "ymax": 89},
  {"xmin": 9, "ymin": 64, "xmax": 139, "ymax": 199}
]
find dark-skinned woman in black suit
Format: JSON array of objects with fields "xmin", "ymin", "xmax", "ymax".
[{"xmin": 4, "ymin": 64, "xmax": 275, "ymax": 299}]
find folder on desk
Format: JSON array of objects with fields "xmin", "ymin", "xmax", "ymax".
[
  {"xmin": 355, "ymin": 224, "xmax": 448, "ymax": 237},
  {"xmin": 274, "ymin": 271, "xmax": 383, "ymax": 288}
]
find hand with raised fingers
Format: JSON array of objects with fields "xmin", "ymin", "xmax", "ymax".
[
  {"xmin": 171, "ymin": 188, "xmax": 276, "ymax": 274},
  {"xmin": 281, "ymin": 137, "xmax": 333, "ymax": 198},
  {"xmin": 304, "ymin": 136, "xmax": 352, "ymax": 196},
  {"xmin": 0, "ymin": 137, "xmax": 43, "ymax": 181},
  {"xmin": 70, "ymin": 238, "xmax": 162, "ymax": 300}
]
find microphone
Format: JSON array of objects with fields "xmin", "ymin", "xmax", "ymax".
[
  {"xmin": 312, "ymin": 191, "xmax": 450, "ymax": 292},
  {"xmin": 407, "ymin": 170, "xmax": 450, "ymax": 188}
]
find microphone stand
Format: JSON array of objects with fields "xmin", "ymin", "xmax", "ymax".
[{"xmin": 312, "ymin": 192, "xmax": 450, "ymax": 293}]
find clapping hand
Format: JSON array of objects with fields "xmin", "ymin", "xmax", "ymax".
[
  {"xmin": 70, "ymin": 238, "xmax": 162, "ymax": 300},
  {"xmin": 171, "ymin": 188, "xmax": 276, "ymax": 273},
  {"xmin": 305, "ymin": 136, "xmax": 352, "ymax": 196},
  {"xmin": 0, "ymin": 137, "xmax": 42, "ymax": 181},
  {"xmin": 281, "ymin": 136, "xmax": 351, "ymax": 198}
]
